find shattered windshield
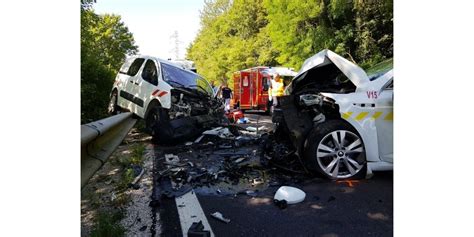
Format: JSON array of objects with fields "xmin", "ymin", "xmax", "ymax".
[
  {"xmin": 161, "ymin": 62, "xmax": 213, "ymax": 96},
  {"xmin": 366, "ymin": 58, "xmax": 393, "ymax": 81}
]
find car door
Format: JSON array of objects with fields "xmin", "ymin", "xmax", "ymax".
[
  {"xmin": 132, "ymin": 59, "xmax": 160, "ymax": 117},
  {"xmin": 117, "ymin": 57, "xmax": 145, "ymax": 111},
  {"xmin": 373, "ymin": 70, "xmax": 394, "ymax": 163}
]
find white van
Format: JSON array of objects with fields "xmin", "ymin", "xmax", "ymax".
[{"xmin": 108, "ymin": 55, "xmax": 223, "ymax": 143}]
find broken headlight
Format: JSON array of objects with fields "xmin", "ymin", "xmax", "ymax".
[{"xmin": 299, "ymin": 94, "xmax": 323, "ymax": 107}]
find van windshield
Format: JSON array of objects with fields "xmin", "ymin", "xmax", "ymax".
[{"xmin": 161, "ymin": 63, "xmax": 213, "ymax": 95}]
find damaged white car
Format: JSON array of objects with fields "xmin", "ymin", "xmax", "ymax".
[
  {"xmin": 273, "ymin": 49, "xmax": 393, "ymax": 179},
  {"xmin": 108, "ymin": 56, "xmax": 223, "ymax": 143}
]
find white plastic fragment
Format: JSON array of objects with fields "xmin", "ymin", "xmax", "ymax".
[
  {"xmin": 202, "ymin": 127, "xmax": 234, "ymax": 139},
  {"xmin": 274, "ymin": 186, "xmax": 306, "ymax": 204},
  {"xmin": 165, "ymin": 154, "xmax": 180, "ymax": 164},
  {"xmin": 211, "ymin": 212, "xmax": 230, "ymax": 223},
  {"xmin": 246, "ymin": 126, "xmax": 257, "ymax": 132},
  {"xmin": 194, "ymin": 135, "xmax": 204, "ymax": 143}
]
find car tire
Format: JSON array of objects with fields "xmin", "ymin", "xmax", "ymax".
[
  {"xmin": 107, "ymin": 91, "xmax": 120, "ymax": 115},
  {"xmin": 145, "ymin": 106, "xmax": 173, "ymax": 144},
  {"xmin": 304, "ymin": 120, "xmax": 366, "ymax": 180}
]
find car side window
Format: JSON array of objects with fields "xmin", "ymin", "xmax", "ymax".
[
  {"xmin": 384, "ymin": 78, "xmax": 393, "ymax": 90},
  {"xmin": 262, "ymin": 77, "xmax": 269, "ymax": 91},
  {"xmin": 141, "ymin": 60, "xmax": 158, "ymax": 86},
  {"xmin": 127, "ymin": 58, "xmax": 145, "ymax": 76},
  {"xmin": 243, "ymin": 76, "xmax": 249, "ymax": 87}
]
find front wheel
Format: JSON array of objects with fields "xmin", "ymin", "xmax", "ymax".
[
  {"xmin": 107, "ymin": 91, "xmax": 119, "ymax": 115},
  {"xmin": 304, "ymin": 120, "xmax": 366, "ymax": 179},
  {"xmin": 145, "ymin": 107, "xmax": 172, "ymax": 144}
]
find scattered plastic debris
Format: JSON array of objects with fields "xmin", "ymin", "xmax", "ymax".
[
  {"xmin": 211, "ymin": 212, "xmax": 231, "ymax": 223},
  {"xmin": 237, "ymin": 117, "xmax": 249, "ymax": 124},
  {"xmin": 188, "ymin": 221, "xmax": 211, "ymax": 237},
  {"xmin": 202, "ymin": 127, "xmax": 234, "ymax": 139},
  {"xmin": 226, "ymin": 110, "xmax": 245, "ymax": 123},
  {"xmin": 165, "ymin": 154, "xmax": 180, "ymax": 164},
  {"xmin": 246, "ymin": 126, "xmax": 258, "ymax": 132},
  {"xmin": 149, "ymin": 117, "xmax": 312, "ymax": 207},
  {"xmin": 274, "ymin": 186, "xmax": 306, "ymax": 204}
]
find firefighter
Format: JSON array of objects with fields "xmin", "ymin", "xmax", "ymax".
[{"xmin": 269, "ymin": 73, "xmax": 284, "ymax": 112}]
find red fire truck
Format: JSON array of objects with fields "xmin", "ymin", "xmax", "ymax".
[{"xmin": 232, "ymin": 66, "xmax": 296, "ymax": 112}]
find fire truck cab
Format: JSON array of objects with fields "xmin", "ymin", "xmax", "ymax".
[{"xmin": 233, "ymin": 66, "xmax": 296, "ymax": 112}]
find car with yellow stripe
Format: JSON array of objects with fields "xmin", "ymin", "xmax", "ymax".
[{"xmin": 273, "ymin": 49, "xmax": 393, "ymax": 179}]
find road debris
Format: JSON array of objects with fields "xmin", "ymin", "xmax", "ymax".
[
  {"xmin": 274, "ymin": 186, "xmax": 306, "ymax": 204},
  {"xmin": 150, "ymin": 115, "xmax": 314, "ymax": 207},
  {"xmin": 188, "ymin": 221, "xmax": 211, "ymax": 237},
  {"xmin": 130, "ymin": 168, "xmax": 145, "ymax": 188},
  {"xmin": 211, "ymin": 212, "xmax": 231, "ymax": 223}
]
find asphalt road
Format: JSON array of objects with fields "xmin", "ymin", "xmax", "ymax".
[
  {"xmin": 197, "ymin": 171, "xmax": 393, "ymax": 237},
  {"xmin": 153, "ymin": 112, "xmax": 393, "ymax": 237}
]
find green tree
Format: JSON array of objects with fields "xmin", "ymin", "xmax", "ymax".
[
  {"xmin": 81, "ymin": 3, "xmax": 138, "ymax": 123},
  {"xmin": 187, "ymin": 0, "xmax": 272, "ymax": 86},
  {"xmin": 188, "ymin": 0, "xmax": 393, "ymax": 80},
  {"xmin": 264, "ymin": 0, "xmax": 392, "ymax": 69}
]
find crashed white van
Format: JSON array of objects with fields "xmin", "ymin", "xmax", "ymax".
[
  {"xmin": 108, "ymin": 56, "xmax": 223, "ymax": 143},
  {"xmin": 273, "ymin": 49, "xmax": 393, "ymax": 179}
]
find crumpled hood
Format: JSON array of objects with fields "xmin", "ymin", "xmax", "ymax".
[{"xmin": 293, "ymin": 49, "xmax": 369, "ymax": 88}]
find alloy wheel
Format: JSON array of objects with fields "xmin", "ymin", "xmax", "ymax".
[{"xmin": 316, "ymin": 130, "xmax": 365, "ymax": 179}]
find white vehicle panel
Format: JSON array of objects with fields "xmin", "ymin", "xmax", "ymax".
[{"xmin": 321, "ymin": 92, "xmax": 381, "ymax": 163}]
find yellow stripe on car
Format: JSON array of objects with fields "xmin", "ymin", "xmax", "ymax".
[
  {"xmin": 342, "ymin": 112, "xmax": 353, "ymax": 119},
  {"xmin": 384, "ymin": 112, "xmax": 393, "ymax": 121},
  {"xmin": 371, "ymin": 111, "xmax": 383, "ymax": 120},
  {"xmin": 355, "ymin": 112, "xmax": 369, "ymax": 121},
  {"xmin": 342, "ymin": 111, "xmax": 393, "ymax": 121}
]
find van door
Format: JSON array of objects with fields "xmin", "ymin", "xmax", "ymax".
[
  {"xmin": 240, "ymin": 72, "xmax": 251, "ymax": 109},
  {"xmin": 132, "ymin": 59, "xmax": 160, "ymax": 117},
  {"xmin": 117, "ymin": 57, "xmax": 145, "ymax": 111}
]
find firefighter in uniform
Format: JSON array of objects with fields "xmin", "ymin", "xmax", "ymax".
[{"xmin": 268, "ymin": 73, "xmax": 284, "ymax": 112}]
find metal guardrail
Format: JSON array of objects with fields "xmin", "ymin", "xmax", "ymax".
[{"xmin": 81, "ymin": 112, "xmax": 137, "ymax": 188}]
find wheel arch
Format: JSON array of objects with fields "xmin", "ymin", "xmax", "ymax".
[
  {"xmin": 110, "ymin": 87, "xmax": 118, "ymax": 97},
  {"xmin": 144, "ymin": 99, "xmax": 163, "ymax": 119},
  {"xmin": 319, "ymin": 93, "xmax": 381, "ymax": 163},
  {"xmin": 339, "ymin": 115, "xmax": 380, "ymax": 163}
]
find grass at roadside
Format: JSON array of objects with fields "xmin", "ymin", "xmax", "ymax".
[
  {"xmin": 115, "ymin": 143, "xmax": 146, "ymax": 191},
  {"xmin": 91, "ymin": 209, "xmax": 126, "ymax": 237},
  {"xmin": 82, "ymin": 128, "xmax": 150, "ymax": 236}
]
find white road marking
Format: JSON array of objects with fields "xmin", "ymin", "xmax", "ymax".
[{"xmin": 175, "ymin": 190, "xmax": 215, "ymax": 236}]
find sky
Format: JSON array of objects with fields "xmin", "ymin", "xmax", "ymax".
[{"xmin": 93, "ymin": 0, "xmax": 204, "ymax": 60}]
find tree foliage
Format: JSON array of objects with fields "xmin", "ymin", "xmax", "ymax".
[
  {"xmin": 81, "ymin": 3, "xmax": 138, "ymax": 123},
  {"xmin": 187, "ymin": 0, "xmax": 393, "ymax": 85}
]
